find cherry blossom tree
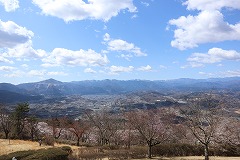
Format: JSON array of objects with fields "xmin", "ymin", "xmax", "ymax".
[
  {"xmin": 86, "ymin": 110, "xmax": 122, "ymax": 146},
  {"xmin": 67, "ymin": 119, "xmax": 89, "ymax": 146},
  {"xmin": 126, "ymin": 109, "xmax": 171, "ymax": 158},
  {"xmin": 181, "ymin": 96, "xmax": 222, "ymax": 160},
  {"xmin": 0, "ymin": 104, "xmax": 13, "ymax": 139}
]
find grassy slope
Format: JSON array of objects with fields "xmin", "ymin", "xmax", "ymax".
[
  {"xmin": 0, "ymin": 139, "xmax": 239, "ymax": 160},
  {"xmin": 0, "ymin": 139, "xmax": 78, "ymax": 155}
]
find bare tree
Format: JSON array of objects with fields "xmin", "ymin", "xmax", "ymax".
[
  {"xmin": 216, "ymin": 117, "xmax": 240, "ymax": 147},
  {"xmin": 126, "ymin": 109, "xmax": 171, "ymax": 158},
  {"xmin": 86, "ymin": 110, "xmax": 122, "ymax": 146},
  {"xmin": 26, "ymin": 116, "xmax": 39, "ymax": 141},
  {"xmin": 67, "ymin": 119, "xmax": 89, "ymax": 146},
  {"xmin": 47, "ymin": 117, "xmax": 64, "ymax": 140},
  {"xmin": 181, "ymin": 96, "xmax": 221, "ymax": 160},
  {"xmin": 0, "ymin": 104, "xmax": 13, "ymax": 139}
]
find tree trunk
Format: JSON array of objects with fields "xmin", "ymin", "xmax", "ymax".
[
  {"xmin": 148, "ymin": 144, "xmax": 152, "ymax": 158},
  {"xmin": 204, "ymin": 144, "xmax": 209, "ymax": 160},
  {"xmin": 31, "ymin": 128, "xmax": 34, "ymax": 141},
  {"xmin": 77, "ymin": 137, "xmax": 80, "ymax": 146},
  {"xmin": 4, "ymin": 130, "xmax": 9, "ymax": 139}
]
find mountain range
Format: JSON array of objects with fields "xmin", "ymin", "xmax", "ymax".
[{"xmin": 1, "ymin": 77, "xmax": 240, "ymax": 104}]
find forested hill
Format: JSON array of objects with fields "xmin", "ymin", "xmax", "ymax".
[{"xmin": 0, "ymin": 77, "xmax": 240, "ymax": 103}]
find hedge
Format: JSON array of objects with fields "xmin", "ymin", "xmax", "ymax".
[{"xmin": 0, "ymin": 147, "xmax": 72, "ymax": 160}]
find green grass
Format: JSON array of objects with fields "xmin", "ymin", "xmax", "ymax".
[{"xmin": 0, "ymin": 147, "xmax": 71, "ymax": 160}]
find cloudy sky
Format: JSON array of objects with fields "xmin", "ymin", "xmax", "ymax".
[{"xmin": 0, "ymin": 0, "xmax": 240, "ymax": 84}]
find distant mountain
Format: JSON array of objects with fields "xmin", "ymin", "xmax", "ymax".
[
  {"xmin": 17, "ymin": 77, "xmax": 240, "ymax": 95},
  {"xmin": 0, "ymin": 77, "xmax": 240, "ymax": 104},
  {"xmin": 0, "ymin": 83, "xmax": 26, "ymax": 94},
  {"xmin": 17, "ymin": 78, "xmax": 65, "ymax": 97},
  {"xmin": 0, "ymin": 90, "xmax": 43, "ymax": 104}
]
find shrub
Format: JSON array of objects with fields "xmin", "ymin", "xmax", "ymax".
[
  {"xmin": 22, "ymin": 148, "xmax": 69, "ymax": 160},
  {"xmin": 61, "ymin": 146, "xmax": 73, "ymax": 153},
  {"xmin": 108, "ymin": 145, "xmax": 120, "ymax": 150},
  {"xmin": 75, "ymin": 146, "xmax": 147, "ymax": 160},
  {"xmin": 152, "ymin": 143, "xmax": 205, "ymax": 157},
  {"xmin": 214, "ymin": 144, "xmax": 240, "ymax": 156},
  {"xmin": 0, "ymin": 150, "xmax": 35, "ymax": 160},
  {"xmin": 0, "ymin": 132, "xmax": 5, "ymax": 139},
  {"xmin": 151, "ymin": 143, "xmax": 239, "ymax": 157},
  {"xmin": 0, "ymin": 147, "xmax": 70, "ymax": 160},
  {"xmin": 108, "ymin": 150, "xmax": 129, "ymax": 160},
  {"xmin": 43, "ymin": 135, "xmax": 54, "ymax": 146},
  {"xmin": 129, "ymin": 146, "xmax": 147, "ymax": 159}
]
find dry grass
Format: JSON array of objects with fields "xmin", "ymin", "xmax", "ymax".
[
  {"xmin": 1, "ymin": 139, "xmax": 239, "ymax": 160},
  {"xmin": 133, "ymin": 157, "xmax": 240, "ymax": 160},
  {"xmin": 235, "ymin": 109, "xmax": 240, "ymax": 114},
  {"xmin": 0, "ymin": 139, "xmax": 79, "ymax": 156}
]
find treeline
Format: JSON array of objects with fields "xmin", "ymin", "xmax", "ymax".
[{"xmin": 0, "ymin": 95, "xmax": 240, "ymax": 160}]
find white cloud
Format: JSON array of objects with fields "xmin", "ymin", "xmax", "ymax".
[
  {"xmin": 42, "ymin": 48, "xmax": 109, "ymax": 67},
  {"xmin": 28, "ymin": 70, "xmax": 46, "ymax": 76},
  {"xmin": 28, "ymin": 70, "xmax": 67, "ymax": 77},
  {"xmin": 131, "ymin": 14, "xmax": 137, "ymax": 19},
  {"xmin": 137, "ymin": 65, "xmax": 152, "ymax": 71},
  {"xmin": 198, "ymin": 71, "xmax": 214, "ymax": 77},
  {"xmin": 84, "ymin": 68, "xmax": 97, "ymax": 73},
  {"xmin": 104, "ymin": 33, "xmax": 147, "ymax": 57},
  {"xmin": 103, "ymin": 33, "xmax": 111, "ymax": 41},
  {"xmin": 119, "ymin": 54, "xmax": 133, "ymax": 61},
  {"xmin": 3, "ymin": 41, "xmax": 47, "ymax": 59},
  {"xmin": 103, "ymin": 25, "xmax": 107, "ymax": 30},
  {"xmin": 181, "ymin": 62, "xmax": 204, "ymax": 69},
  {"xmin": 141, "ymin": 2, "xmax": 149, "ymax": 7},
  {"xmin": 0, "ymin": 0, "xmax": 19, "ymax": 12},
  {"xmin": 3, "ymin": 70, "xmax": 24, "ymax": 78},
  {"xmin": 109, "ymin": 65, "xmax": 134, "ymax": 74},
  {"xmin": 4, "ymin": 69, "xmax": 68, "ymax": 78},
  {"xmin": 47, "ymin": 71, "xmax": 68, "ymax": 76},
  {"xmin": 169, "ymin": 10, "xmax": 240, "ymax": 50},
  {"xmin": 0, "ymin": 66, "xmax": 16, "ymax": 72},
  {"xmin": 0, "ymin": 56, "xmax": 13, "ymax": 64},
  {"xmin": 159, "ymin": 65, "xmax": 167, "ymax": 69},
  {"xmin": 199, "ymin": 70, "xmax": 240, "ymax": 78},
  {"xmin": 21, "ymin": 64, "xmax": 29, "ymax": 68},
  {"xmin": 0, "ymin": 20, "xmax": 47, "ymax": 62},
  {"xmin": 222, "ymin": 70, "xmax": 240, "ymax": 77},
  {"xmin": 187, "ymin": 48, "xmax": 240, "ymax": 67},
  {"xmin": 184, "ymin": 0, "xmax": 240, "ymax": 11},
  {"xmin": 32, "ymin": 0, "xmax": 137, "ymax": 22},
  {"xmin": 0, "ymin": 19, "xmax": 33, "ymax": 48},
  {"xmin": 107, "ymin": 39, "xmax": 144, "ymax": 56}
]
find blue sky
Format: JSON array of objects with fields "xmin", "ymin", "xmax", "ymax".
[{"xmin": 0, "ymin": 0, "xmax": 240, "ymax": 84}]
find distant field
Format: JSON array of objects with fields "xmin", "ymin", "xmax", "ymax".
[{"xmin": 0, "ymin": 139, "xmax": 239, "ymax": 160}]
